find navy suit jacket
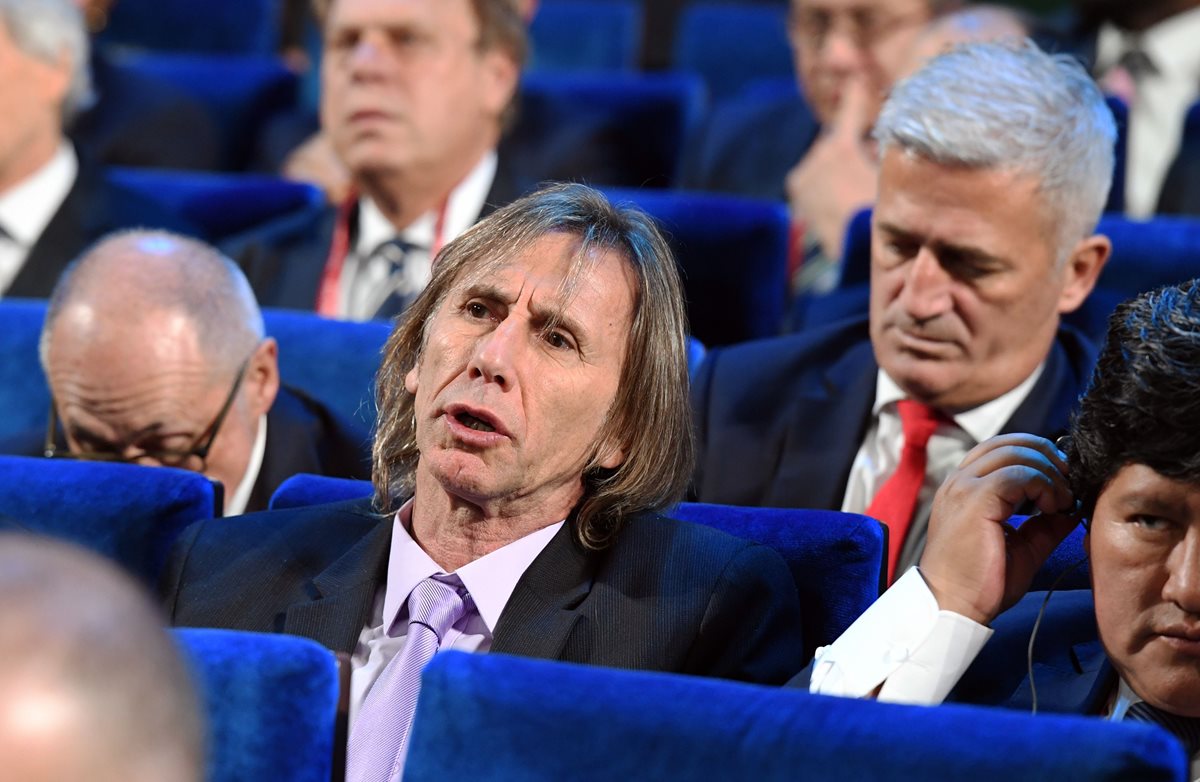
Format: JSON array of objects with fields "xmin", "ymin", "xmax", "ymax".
[
  {"xmin": 161, "ymin": 496, "xmax": 806, "ymax": 685},
  {"xmin": 691, "ymin": 316, "xmax": 1098, "ymax": 512},
  {"xmin": 226, "ymin": 153, "xmax": 535, "ymax": 311}
]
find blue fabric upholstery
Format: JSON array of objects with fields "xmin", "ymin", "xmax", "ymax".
[
  {"xmin": 0, "ymin": 299, "xmax": 50, "ymax": 446},
  {"xmin": 529, "ymin": 0, "xmax": 642, "ymax": 73},
  {"xmin": 106, "ymin": 168, "xmax": 323, "ymax": 242},
  {"xmin": 269, "ymin": 473, "xmax": 372, "ymax": 511},
  {"xmin": 507, "ymin": 72, "xmax": 708, "ymax": 190},
  {"xmin": 262, "ymin": 309, "xmax": 391, "ymax": 429},
  {"xmin": 108, "ymin": 53, "xmax": 298, "ymax": 170},
  {"xmin": 604, "ymin": 189, "xmax": 790, "ymax": 345},
  {"xmin": 173, "ymin": 628, "xmax": 338, "ymax": 782},
  {"xmin": 97, "ymin": 0, "xmax": 277, "ymax": 55},
  {"xmin": 671, "ymin": 502, "xmax": 883, "ymax": 658},
  {"xmin": 0, "ymin": 455, "xmax": 217, "ymax": 586},
  {"xmin": 406, "ymin": 651, "xmax": 1187, "ymax": 782},
  {"xmin": 686, "ymin": 335, "xmax": 707, "ymax": 378},
  {"xmin": 1012, "ymin": 515, "xmax": 1091, "ymax": 592},
  {"xmin": 672, "ymin": 3, "xmax": 794, "ymax": 101}
]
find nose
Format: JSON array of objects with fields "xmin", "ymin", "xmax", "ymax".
[
  {"xmin": 347, "ymin": 30, "xmax": 390, "ymax": 77},
  {"xmin": 1164, "ymin": 528, "xmax": 1200, "ymax": 615},
  {"xmin": 468, "ymin": 320, "xmax": 520, "ymax": 390},
  {"xmin": 897, "ymin": 247, "xmax": 953, "ymax": 324},
  {"xmin": 818, "ymin": 25, "xmax": 867, "ymax": 74}
]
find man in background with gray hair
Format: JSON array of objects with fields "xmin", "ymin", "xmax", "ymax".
[
  {"xmin": 36, "ymin": 230, "xmax": 371, "ymax": 514},
  {"xmin": 692, "ymin": 40, "xmax": 1112, "ymax": 582},
  {"xmin": 0, "ymin": 0, "xmax": 189, "ymax": 298},
  {"xmin": 0, "ymin": 533, "xmax": 204, "ymax": 782}
]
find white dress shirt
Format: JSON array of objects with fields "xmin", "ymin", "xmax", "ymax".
[
  {"xmin": 1095, "ymin": 9, "xmax": 1200, "ymax": 218},
  {"xmin": 339, "ymin": 151, "xmax": 498, "ymax": 320},
  {"xmin": 347, "ymin": 498, "xmax": 563, "ymax": 728},
  {"xmin": 223, "ymin": 415, "xmax": 267, "ymax": 517},
  {"xmin": 0, "ymin": 142, "xmax": 77, "ymax": 294},
  {"xmin": 841, "ymin": 366, "xmax": 1044, "ymax": 570}
]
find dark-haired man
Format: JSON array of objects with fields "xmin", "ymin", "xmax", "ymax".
[
  {"xmin": 808, "ymin": 280, "xmax": 1200, "ymax": 775},
  {"xmin": 164, "ymin": 184, "xmax": 805, "ymax": 781}
]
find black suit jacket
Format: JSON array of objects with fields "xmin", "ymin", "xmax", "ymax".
[
  {"xmin": 226, "ymin": 153, "xmax": 535, "ymax": 311},
  {"xmin": 161, "ymin": 497, "xmax": 805, "ymax": 684},
  {"xmin": 691, "ymin": 317, "xmax": 1097, "ymax": 514},
  {"xmin": 4, "ymin": 156, "xmax": 198, "ymax": 298}
]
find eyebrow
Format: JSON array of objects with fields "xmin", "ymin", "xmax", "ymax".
[
  {"xmin": 875, "ymin": 221, "xmax": 1006, "ymax": 267},
  {"xmin": 67, "ymin": 419, "xmax": 189, "ymax": 448},
  {"xmin": 462, "ymin": 282, "xmax": 591, "ymax": 343}
]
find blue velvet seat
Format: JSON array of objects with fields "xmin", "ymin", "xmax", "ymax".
[
  {"xmin": 0, "ymin": 455, "xmax": 218, "ymax": 586},
  {"xmin": 262, "ymin": 309, "xmax": 391, "ymax": 429},
  {"xmin": 506, "ymin": 72, "xmax": 708, "ymax": 191},
  {"xmin": 529, "ymin": 0, "xmax": 642, "ymax": 73},
  {"xmin": 0, "ymin": 299, "xmax": 50, "ymax": 447},
  {"xmin": 173, "ymin": 628, "xmax": 339, "ymax": 782},
  {"xmin": 604, "ymin": 189, "xmax": 790, "ymax": 345},
  {"xmin": 106, "ymin": 53, "xmax": 299, "ymax": 171},
  {"xmin": 97, "ymin": 0, "xmax": 277, "ymax": 55},
  {"xmin": 405, "ymin": 651, "xmax": 1186, "ymax": 782},
  {"xmin": 672, "ymin": 2, "xmax": 794, "ymax": 101},
  {"xmin": 269, "ymin": 476, "xmax": 883, "ymax": 656}
]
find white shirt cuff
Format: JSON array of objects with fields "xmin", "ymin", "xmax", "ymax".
[{"xmin": 809, "ymin": 567, "xmax": 993, "ymax": 704}]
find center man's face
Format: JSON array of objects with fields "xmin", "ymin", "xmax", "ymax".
[
  {"xmin": 405, "ymin": 233, "xmax": 635, "ymax": 517},
  {"xmin": 868, "ymin": 149, "xmax": 1089, "ymax": 412},
  {"xmin": 320, "ymin": 0, "xmax": 515, "ymax": 182},
  {"xmin": 1087, "ymin": 464, "xmax": 1200, "ymax": 716}
]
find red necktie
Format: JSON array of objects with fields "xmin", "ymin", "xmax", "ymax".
[{"xmin": 866, "ymin": 400, "xmax": 943, "ymax": 583}]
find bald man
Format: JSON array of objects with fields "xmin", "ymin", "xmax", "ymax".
[
  {"xmin": 0, "ymin": 533, "xmax": 203, "ymax": 782},
  {"xmin": 35, "ymin": 230, "xmax": 371, "ymax": 514}
]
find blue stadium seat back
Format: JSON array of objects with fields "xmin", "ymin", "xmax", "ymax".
[
  {"xmin": 672, "ymin": 2, "xmax": 793, "ymax": 101},
  {"xmin": 529, "ymin": 0, "xmax": 642, "ymax": 73},
  {"xmin": 603, "ymin": 188, "xmax": 790, "ymax": 345},
  {"xmin": 262, "ymin": 309, "xmax": 391, "ymax": 429},
  {"xmin": 406, "ymin": 651, "xmax": 1187, "ymax": 782},
  {"xmin": 671, "ymin": 502, "xmax": 884, "ymax": 658},
  {"xmin": 0, "ymin": 455, "xmax": 218, "ymax": 587},
  {"xmin": 173, "ymin": 628, "xmax": 338, "ymax": 782},
  {"xmin": 106, "ymin": 168, "xmax": 324, "ymax": 242},
  {"xmin": 107, "ymin": 53, "xmax": 299, "ymax": 171},
  {"xmin": 0, "ymin": 299, "xmax": 50, "ymax": 446},
  {"xmin": 1104, "ymin": 95, "xmax": 1128, "ymax": 215},
  {"xmin": 686, "ymin": 335, "xmax": 707, "ymax": 378},
  {"xmin": 269, "ymin": 474, "xmax": 372, "ymax": 511},
  {"xmin": 96, "ymin": 0, "xmax": 278, "ymax": 55},
  {"xmin": 506, "ymin": 72, "xmax": 709, "ymax": 190}
]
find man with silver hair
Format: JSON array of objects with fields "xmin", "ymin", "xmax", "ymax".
[
  {"xmin": 0, "ymin": 0, "xmax": 187, "ymax": 298},
  {"xmin": 692, "ymin": 39, "xmax": 1112, "ymax": 583},
  {"xmin": 163, "ymin": 182, "xmax": 804, "ymax": 781},
  {"xmin": 35, "ymin": 229, "xmax": 371, "ymax": 514}
]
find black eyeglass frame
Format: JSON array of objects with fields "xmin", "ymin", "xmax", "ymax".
[{"xmin": 43, "ymin": 357, "xmax": 252, "ymax": 470}]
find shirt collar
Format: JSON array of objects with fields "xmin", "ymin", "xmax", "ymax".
[
  {"xmin": 0, "ymin": 142, "xmax": 76, "ymax": 246},
  {"xmin": 223, "ymin": 414, "xmax": 267, "ymax": 517},
  {"xmin": 1096, "ymin": 9, "xmax": 1200, "ymax": 79},
  {"xmin": 353, "ymin": 150, "xmax": 498, "ymax": 257},
  {"xmin": 873, "ymin": 362, "xmax": 1045, "ymax": 445},
  {"xmin": 382, "ymin": 497, "xmax": 563, "ymax": 636}
]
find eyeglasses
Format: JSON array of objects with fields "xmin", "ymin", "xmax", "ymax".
[
  {"xmin": 789, "ymin": 7, "xmax": 929, "ymax": 50},
  {"xmin": 43, "ymin": 358, "xmax": 251, "ymax": 472}
]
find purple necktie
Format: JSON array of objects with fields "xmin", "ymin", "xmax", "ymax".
[{"xmin": 346, "ymin": 577, "xmax": 468, "ymax": 782}]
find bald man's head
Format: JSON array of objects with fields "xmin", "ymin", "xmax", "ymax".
[
  {"xmin": 40, "ymin": 230, "xmax": 282, "ymax": 502},
  {"xmin": 0, "ymin": 534, "xmax": 203, "ymax": 782}
]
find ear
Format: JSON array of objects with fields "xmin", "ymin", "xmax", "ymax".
[
  {"xmin": 594, "ymin": 436, "xmax": 627, "ymax": 471},
  {"xmin": 404, "ymin": 360, "xmax": 420, "ymax": 395},
  {"xmin": 479, "ymin": 48, "xmax": 520, "ymax": 121},
  {"xmin": 1056, "ymin": 234, "xmax": 1111, "ymax": 315},
  {"xmin": 244, "ymin": 338, "xmax": 281, "ymax": 417}
]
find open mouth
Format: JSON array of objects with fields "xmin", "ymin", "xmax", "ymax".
[{"xmin": 455, "ymin": 412, "xmax": 496, "ymax": 433}]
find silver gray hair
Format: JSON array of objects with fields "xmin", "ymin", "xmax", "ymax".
[
  {"xmin": 875, "ymin": 38, "xmax": 1115, "ymax": 258},
  {"xmin": 0, "ymin": 0, "xmax": 94, "ymax": 123}
]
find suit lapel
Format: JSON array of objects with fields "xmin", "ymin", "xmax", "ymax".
[
  {"xmin": 767, "ymin": 339, "xmax": 877, "ymax": 509},
  {"xmin": 491, "ymin": 521, "xmax": 599, "ymax": 660},
  {"xmin": 284, "ymin": 509, "xmax": 392, "ymax": 653},
  {"xmin": 1001, "ymin": 329, "xmax": 1094, "ymax": 438},
  {"xmin": 7, "ymin": 168, "xmax": 92, "ymax": 298}
]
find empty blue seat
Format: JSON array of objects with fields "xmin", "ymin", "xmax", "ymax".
[
  {"xmin": 672, "ymin": 3, "xmax": 794, "ymax": 101},
  {"xmin": 0, "ymin": 456, "xmax": 218, "ymax": 586},
  {"xmin": 0, "ymin": 300, "xmax": 50, "ymax": 447},
  {"xmin": 529, "ymin": 0, "xmax": 642, "ymax": 73},
  {"xmin": 97, "ymin": 0, "xmax": 278, "ymax": 55},
  {"xmin": 174, "ymin": 628, "xmax": 339, "ymax": 782},
  {"xmin": 405, "ymin": 651, "xmax": 1187, "ymax": 782},
  {"xmin": 605, "ymin": 189, "xmax": 790, "ymax": 345}
]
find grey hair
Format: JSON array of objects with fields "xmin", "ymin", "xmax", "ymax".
[
  {"xmin": 0, "ymin": 0, "xmax": 94, "ymax": 122},
  {"xmin": 40, "ymin": 230, "xmax": 265, "ymax": 376},
  {"xmin": 875, "ymin": 38, "xmax": 1115, "ymax": 258}
]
